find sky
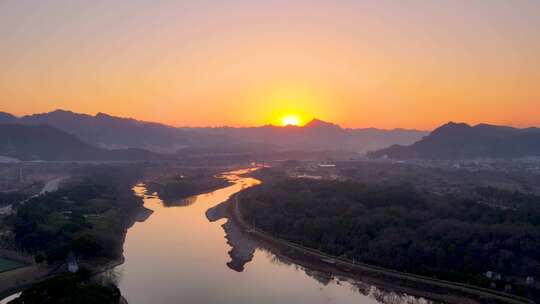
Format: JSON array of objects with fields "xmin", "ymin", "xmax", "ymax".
[{"xmin": 1, "ymin": 0, "xmax": 539, "ymax": 130}]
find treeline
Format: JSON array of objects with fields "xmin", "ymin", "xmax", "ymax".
[
  {"xmin": 240, "ymin": 178, "xmax": 540, "ymax": 297},
  {"xmin": 475, "ymin": 186, "xmax": 540, "ymax": 212},
  {"xmin": 11, "ymin": 165, "xmax": 143, "ymax": 262}
]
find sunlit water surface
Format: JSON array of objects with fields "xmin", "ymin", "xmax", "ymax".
[{"xmin": 111, "ymin": 168, "xmax": 437, "ymax": 304}]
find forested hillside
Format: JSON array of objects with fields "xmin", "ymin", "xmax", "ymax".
[{"xmin": 240, "ymin": 177, "xmax": 540, "ymax": 298}]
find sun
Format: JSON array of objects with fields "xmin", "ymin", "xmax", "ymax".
[{"xmin": 281, "ymin": 114, "xmax": 301, "ymax": 126}]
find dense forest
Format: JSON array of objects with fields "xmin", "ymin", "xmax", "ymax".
[
  {"xmin": 240, "ymin": 177, "xmax": 540, "ymax": 297},
  {"xmin": 10, "ymin": 166, "xmax": 143, "ymax": 262}
]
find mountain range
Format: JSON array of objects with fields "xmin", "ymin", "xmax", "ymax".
[
  {"xmin": 3, "ymin": 110, "xmax": 540, "ymax": 161},
  {"xmin": 369, "ymin": 122, "xmax": 540, "ymax": 159},
  {"xmin": 189, "ymin": 119, "xmax": 427, "ymax": 153},
  {"xmin": 0, "ymin": 110, "xmax": 427, "ymax": 155},
  {"xmin": 0, "ymin": 123, "xmax": 167, "ymax": 161},
  {"xmin": 0, "ymin": 110, "xmax": 205, "ymax": 153}
]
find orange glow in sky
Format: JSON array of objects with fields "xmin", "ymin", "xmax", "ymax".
[
  {"xmin": 1, "ymin": 1, "xmax": 540, "ymax": 129},
  {"xmin": 281, "ymin": 115, "xmax": 301, "ymax": 126}
]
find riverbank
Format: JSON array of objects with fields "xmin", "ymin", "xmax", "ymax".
[
  {"xmin": 229, "ymin": 192, "xmax": 535, "ymax": 304},
  {"xmin": 0, "ymin": 208, "xmax": 135, "ymax": 303},
  {"xmin": 0, "ymin": 166, "xmax": 150, "ymax": 303}
]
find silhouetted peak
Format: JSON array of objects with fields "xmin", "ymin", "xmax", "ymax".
[
  {"xmin": 36, "ymin": 109, "xmax": 92, "ymax": 120},
  {"xmin": 95, "ymin": 112, "xmax": 128, "ymax": 120},
  {"xmin": 431, "ymin": 122, "xmax": 471, "ymax": 136},
  {"xmin": 95, "ymin": 112, "xmax": 147, "ymax": 126},
  {"xmin": 0, "ymin": 112, "xmax": 17, "ymax": 122},
  {"xmin": 95, "ymin": 112, "xmax": 119, "ymax": 120},
  {"xmin": 48, "ymin": 109, "xmax": 77, "ymax": 116},
  {"xmin": 95, "ymin": 112, "xmax": 111, "ymax": 118},
  {"xmin": 304, "ymin": 119, "xmax": 341, "ymax": 129},
  {"xmin": 441, "ymin": 121, "xmax": 471, "ymax": 129},
  {"xmin": 436, "ymin": 122, "xmax": 527, "ymax": 137}
]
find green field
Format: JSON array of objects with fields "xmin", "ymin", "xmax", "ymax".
[{"xmin": 0, "ymin": 258, "xmax": 25, "ymax": 273}]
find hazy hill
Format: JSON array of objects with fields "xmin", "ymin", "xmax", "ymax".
[
  {"xmin": 0, "ymin": 112, "xmax": 17, "ymax": 123},
  {"xmin": 188, "ymin": 119, "xmax": 427, "ymax": 153},
  {"xmin": 369, "ymin": 122, "xmax": 540, "ymax": 159},
  {"xmin": 11, "ymin": 110, "xmax": 198, "ymax": 153},
  {"xmin": 1, "ymin": 110, "xmax": 427, "ymax": 154},
  {"xmin": 0, "ymin": 123, "xmax": 167, "ymax": 161}
]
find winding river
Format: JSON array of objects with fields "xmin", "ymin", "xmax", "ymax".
[{"xmin": 108, "ymin": 168, "xmax": 438, "ymax": 304}]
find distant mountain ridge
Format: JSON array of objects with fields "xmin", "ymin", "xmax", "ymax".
[
  {"xmin": 0, "ymin": 110, "xmax": 427, "ymax": 154},
  {"xmin": 186, "ymin": 118, "xmax": 427, "ymax": 153},
  {"xmin": 369, "ymin": 122, "xmax": 540, "ymax": 159},
  {"xmin": 11, "ymin": 110, "xmax": 198, "ymax": 153},
  {"xmin": 0, "ymin": 123, "xmax": 167, "ymax": 161},
  {"xmin": 0, "ymin": 112, "xmax": 17, "ymax": 123}
]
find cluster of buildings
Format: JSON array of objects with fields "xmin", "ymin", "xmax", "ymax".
[{"xmin": 285, "ymin": 162, "xmax": 342, "ymax": 181}]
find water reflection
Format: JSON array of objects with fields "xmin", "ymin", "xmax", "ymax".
[
  {"xmin": 112, "ymin": 168, "xmax": 441, "ymax": 304},
  {"xmin": 254, "ymin": 249, "xmax": 437, "ymax": 304},
  {"xmin": 140, "ymin": 185, "xmax": 200, "ymax": 208},
  {"xmin": 161, "ymin": 195, "xmax": 198, "ymax": 208},
  {"xmin": 206, "ymin": 170, "xmax": 440, "ymax": 304},
  {"xmin": 206, "ymin": 201, "xmax": 257, "ymax": 272}
]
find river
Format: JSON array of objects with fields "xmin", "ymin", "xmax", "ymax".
[{"xmin": 108, "ymin": 168, "xmax": 437, "ymax": 304}]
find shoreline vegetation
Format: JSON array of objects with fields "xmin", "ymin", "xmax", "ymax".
[
  {"xmin": 0, "ymin": 164, "xmax": 242, "ymax": 303},
  {"xmin": 0, "ymin": 164, "xmax": 147, "ymax": 303},
  {"xmin": 230, "ymin": 194, "xmax": 533, "ymax": 304},
  {"xmin": 229, "ymin": 172, "xmax": 537, "ymax": 304}
]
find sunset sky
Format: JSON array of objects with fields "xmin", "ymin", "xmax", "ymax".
[{"xmin": 1, "ymin": 0, "xmax": 539, "ymax": 129}]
